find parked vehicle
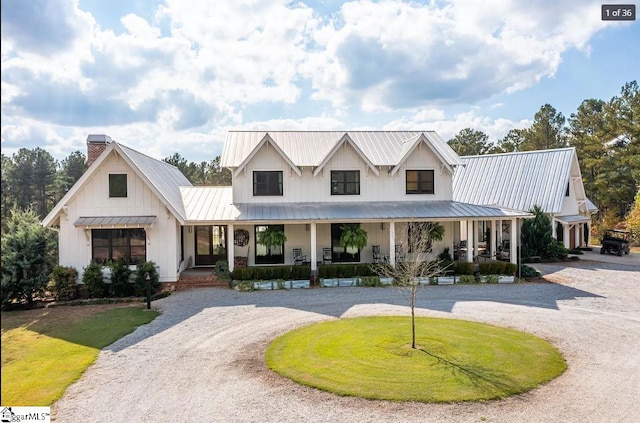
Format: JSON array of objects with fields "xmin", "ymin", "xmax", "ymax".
[{"xmin": 600, "ymin": 229, "xmax": 631, "ymax": 256}]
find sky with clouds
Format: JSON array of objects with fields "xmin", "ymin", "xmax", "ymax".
[{"xmin": 1, "ymin": 0, "xmax": 638, "ymax": 163}]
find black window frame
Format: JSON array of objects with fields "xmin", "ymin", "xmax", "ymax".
[
  {"xmin": 109, "ymin": 174, "xmax": 128, "ymax": 198},
  {"xmin": 406, "ymin": 170, "xmax": 434, "ymax": 194},
  {"xmin": 330, "ymin": 223, "xmax": 361, "ymax": 263},
  {"xmin": 255, "ymin": 225, "xmax": 285, "ymax": 264},
  {"xmin": 91, "ymin": 228, "xmax": 146, "ymax": 265},
  {"xmin": 253, "ymin": 171, "xmax": 283, "ymax": 196},
  {"xmin": 331, "ymin": 170, "xmax": 360, "ymax": 195}
]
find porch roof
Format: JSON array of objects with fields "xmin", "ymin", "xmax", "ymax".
[
  {"xmin": 181, "ymin": 191, "xmax": 531, "ymax": 224},
  {"xmin": 74, "ymin": 215, "xmax": 157, "ymax": 228},
  {"xmin": 554, "ymin": 214, "xmax": 590, "ymax": 225}
]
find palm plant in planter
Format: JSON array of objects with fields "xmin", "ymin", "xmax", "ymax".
[
  {"xmin": 339, "ymin": 224, "xmax": 368, "ymax": 259},
  {"xmin": 257, "ymin": 226, "xmax": 287, "ymax": 256}
]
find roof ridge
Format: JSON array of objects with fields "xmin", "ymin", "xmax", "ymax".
[
  {"xmin": 462, "ymin": 147, "xmax": 575, "ymax": 158},
  {"xmin": 116, "ymin": 142, "xmax": 181, "ymax": 171}
]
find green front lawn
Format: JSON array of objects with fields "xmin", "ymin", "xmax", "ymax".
[
  {"xmin": 267, "ymin": 316, "xmax": 566, "ymax": 402},
  {"xmin": 1, "ymin": 305, "xmax": 159, "ymax": 406}
]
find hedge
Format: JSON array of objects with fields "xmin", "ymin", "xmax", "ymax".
[{"xmin": 231, "ymin": 265, "xmax": 311, "ymax": 281}]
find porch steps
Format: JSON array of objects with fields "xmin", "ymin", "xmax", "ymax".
[{"xmin": 176, "ymin": 272, "xmax": 228, "ymax": 290}]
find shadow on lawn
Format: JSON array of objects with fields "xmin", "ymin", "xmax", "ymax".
[{"xmin": 418, "ymin": 348, "xmax": 521, "ymax": 395}]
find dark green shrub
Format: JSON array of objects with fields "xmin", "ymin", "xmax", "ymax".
[
  {"xmin": 568, "ymin": 249, "xmax": 584, "ymax": 255},
  {"xmin": 291, "ymin": 265, "xmax": 310, "ymax": 280},
  {"xmin": 49, "ymin": 265, "xmax": 78, "ymax": 301},
  {"xmin": 109, "ymin": 261, "xmax": 134, "ymax": 297},
  {"xmin": 438, "ymin": 247, "xmax": 453, "ymax": 262},
  {"xmin": 520, "ymin": 264, "xmax": 541, "ymax": 278},
  {"xmin": 215, "ymin": 260, "xmax": 230, "ymax": 282},
  {"xmin": 544, "ymin": 240, "xmax": 568, "ymax": 261},
  {"xmin": 359, "ymin": 276, "xmax": 382, "ymax": 287},
  {"xmin": 484, "ymin": 275, "xmax": 499, "ymax": 284},
  {"xmin": 232, "ymin": 267, "xmax": 254, "ymax": 281},
  {"xmin": 453, "ymin": 261, "xmax": 474, "ymax": 275},
  {"xmin": 134, "ymin": 261, "xmax": 160, "ymax": 296},
  {"xmin": 504, "ymin": 263, "xmax": 517, "ymax": 276},
  {"xmin": 458, "ymin": 275, "xmax": 476, "ymax": 284},
  {"xmin": 83, "ymin": 262, "xmax": 106, "ymax": 298},
  {"xmin": 1, "ymin": 208, "xmax": 56, "ymax": 306},
  {"xmin": 356, "ymin": 264, "xmax": 374, "ymax": 277}
]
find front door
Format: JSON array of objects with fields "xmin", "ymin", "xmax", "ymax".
[{"xmin": 195, "ymin": 225, "xmax": 227, "ymax": 266}]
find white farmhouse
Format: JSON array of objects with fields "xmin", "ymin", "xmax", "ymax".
[{"xmin": 44, "ymin": 131, "xmax": 594, "ymax": 284}]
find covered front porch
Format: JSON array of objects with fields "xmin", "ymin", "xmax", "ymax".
[{"xmin": 181, "ymin": 200, "xmax": 531, "ymax": 274}]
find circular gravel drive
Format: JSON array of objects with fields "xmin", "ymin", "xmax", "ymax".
[{"xmin": 53, "ymin": 260, "xmax": 640, "ymax": 423}]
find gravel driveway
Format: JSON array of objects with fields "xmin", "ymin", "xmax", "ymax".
[{"xmin": 53, "ymin": 260, "xmax": 640, "ymax": 423}]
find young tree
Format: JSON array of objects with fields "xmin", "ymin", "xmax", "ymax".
[
  {"xmin": 373, "ymin": 222, "xmax": 445, "ymax": 349},
  {"xmin": 1, "ymin": 207, "xmax": 56, "ymax": 306}
]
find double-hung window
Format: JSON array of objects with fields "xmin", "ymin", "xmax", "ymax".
[
  {"xmin": 406, "ymin": 170, "xmax": 434, "ymax": 194},
  {"xmin": 331, "ymin": 170, "xmax": 360, "ymax": 195},
  {"xmin": 253, "ymin": 171, "xmax": 283, "ymax": 196}
]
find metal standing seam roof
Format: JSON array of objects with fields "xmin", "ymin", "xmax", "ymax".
[
  {"xmin": 586, "ymin": 198, "xmax": 599, "ymax": 212},
  {"xmin": 179, "ymin": 187, "xmax": 531, "ymax": 223},
  {"xmin": 221, "ymin": 131, "xmax": 464, "ymax": 169},
  {"xmin": 453, "ymin": 148, "xmax": 576, "ymax": 214},
  {"xmin": 554, "ymin": 215, "xmax": 590, "ymax": 224},
  {"xmin": 117, "ymin": 143, "xmax": 193, "ymax": 221},
  {"xmin": 74, "ymin": 216, "xmax": 157, "ymax": 227}
]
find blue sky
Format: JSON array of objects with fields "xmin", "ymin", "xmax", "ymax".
[{"xmin": 1, "ymin": 0, "xmax": 638, "ymax": 163}]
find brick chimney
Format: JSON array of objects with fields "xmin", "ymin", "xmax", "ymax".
[{"xmin": 86, "ymin": 134, "xmax": 112, "ymax": 167}]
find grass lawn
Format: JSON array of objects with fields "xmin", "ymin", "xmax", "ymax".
[
  {"xmin": 1, "ymin": 304, "xmax": 159, "ymax": 406},
  {"xmin": 267, "ymin": 316, "xmax": 566, "ymax": 403}
]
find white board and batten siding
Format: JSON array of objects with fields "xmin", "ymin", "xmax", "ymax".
[
  {"xmin": 233, "ymin": 141, "xmax": 453, "ymax": 204},
  {"xmin": 59, "ymin": 151, "xmax": 180, "ymax": 282}
]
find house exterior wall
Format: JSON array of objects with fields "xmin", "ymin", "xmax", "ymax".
[
  {"xmin": 232, "ymin": 141, "xmax": 453, "ymax": 204},
  {"xmin": 228, "ymin": 221, "xmax": 454, "ymax": 267},
  {"xmin": 57, "ymin": 151, "xmax": 180, "ymax": 282}
]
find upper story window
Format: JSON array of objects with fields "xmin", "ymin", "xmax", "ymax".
[
  {"xmin": 406, "ymin": 170, "xmax": 434, "ymax": 194},
  {"xmin": 109, "ymin": 174, "xmax": 127, "ymax": 198},
  {"xmin": 253, "ymin": 171, "xmax": 283, "ymax": 196},
  {"xmin": 565, "ymin": 182, "xmax": 570, "ymax": 197},
  {"xmin": 331, "ymin": 170, "xmax": 360, "ymax": 195}
]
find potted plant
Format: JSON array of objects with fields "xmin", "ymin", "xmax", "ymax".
[
  {"xmin": 257, "ymin": 226, "xmax": 287, "ymax": 257},
  {"xmin": 339, "ymin": 224, "xmax": 368, "ymax": 259}
]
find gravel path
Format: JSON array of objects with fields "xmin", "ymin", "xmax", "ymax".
[{"xmin": 52, "ymin": 260, "xmax": 640, "ymax": 423}]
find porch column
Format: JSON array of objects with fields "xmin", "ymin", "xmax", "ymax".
[
  {"xmin": 497, "ymin": 219, "xmax": 503, "ymax": 247},
  {"xmin": 490, "ymin": 220, "xmax": 497, "ymax": 259},
  {"xmin": 227, "ymin": 224, "xmax": 234, "ymax": 272},
  {"xmin": 473, "ymin": 221, "xmax": 479, "ymax": 258},
  {"xmin": 466, "ymin": 220, "xmax": 474, "ymax": 263},
  {"xmin": 563, "ymin": 224, "xmax": 571, "ymax": 249},
  {"xmin": 552, "ymin": 218, "xmax": 557, "ymax": 239},
  {"xmin": 389, "ymin": 221, "xmax": 396, "ymax": 266},
  {"xmin": 510, "ymin": 218, "xmax": 517, "ymax": 264},
  {"xmin": 587, "ymin": 220, "xmax": 592, "ymax": 246},
  {"xmin": 310, "ymin": 222, "xmax": 317, "ymax": 272},
  {"xmin": 574, "ymin": 224, "xmax": 580, "ymax": 248}
]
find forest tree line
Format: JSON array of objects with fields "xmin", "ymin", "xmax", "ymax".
[
  {"xmin": 447, "ymin": 81, "xmax": 639, "ymax": 237},
  {"xmin": 1, "ymin": 81, "xmax": 638, "ymax": 238}
]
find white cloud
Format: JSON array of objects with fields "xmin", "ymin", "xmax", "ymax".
[{"xmin": 303, "ymin": 0, "xmax": 607, "ymax": 110}]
